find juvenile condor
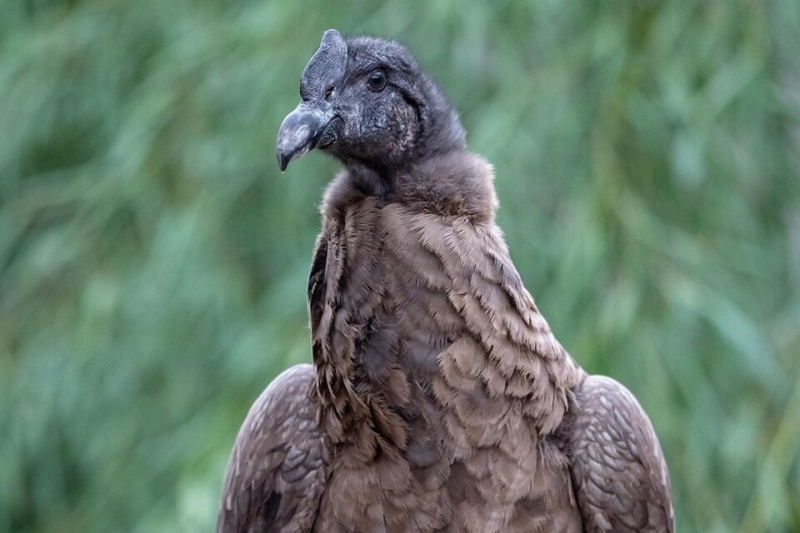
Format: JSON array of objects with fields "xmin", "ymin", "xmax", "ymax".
[{"xmin": 217, "ymin": 29, "xmax": 674, "ymax": 533}]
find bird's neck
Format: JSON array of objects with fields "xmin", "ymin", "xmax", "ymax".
[
  {"xmin": 309, "ymin": 152, "xmax": 581, "ymax": 461},
  {"xmin": 308, "ymin": 177, "xmax": 412, "ymax": 456}
]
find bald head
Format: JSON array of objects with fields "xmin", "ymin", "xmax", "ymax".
[{"xmin": 277, "ymin": 30, "xmax": 465, "ymax": 174}]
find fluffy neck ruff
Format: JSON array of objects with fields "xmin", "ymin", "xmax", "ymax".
[{"xmin": 309, "ymin": 152, "xmax": 582, "ymax": 463}]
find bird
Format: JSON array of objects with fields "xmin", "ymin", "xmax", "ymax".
[{"xmin": 216, "ymin": 29, "xmax": 674, "ymax": 533}]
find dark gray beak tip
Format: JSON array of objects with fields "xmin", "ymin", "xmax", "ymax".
[
  {"xmin": 275, "ymin": 111, "xmax": 310, "ymax": 171},
  {"xmin": 276, "ymin": 104, "xmax": 330, "ymax": 172},
  {"xmin": 277, "ymin": 152, "xmax": 289, "ymax": 173}
]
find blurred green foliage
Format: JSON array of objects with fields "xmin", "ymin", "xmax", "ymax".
[{"xmin": 1, "ymin": 0, "xmax": 798, "ymax": 531}]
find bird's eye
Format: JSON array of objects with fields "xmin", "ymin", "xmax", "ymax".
[
  {"xmin": 324, "ymin": 86, "xmax": 334, "ymax": 101},
  {"xmin": 366, "ymin": 69, "xmax": 387, "ymax": 92}
]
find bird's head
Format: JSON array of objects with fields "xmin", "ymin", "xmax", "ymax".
[{"xmin": 276, "ymin": 29, "xmax": 465, "ymax": 174}]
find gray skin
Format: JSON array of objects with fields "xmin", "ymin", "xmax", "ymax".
[
  {"xmin": 277, "ymin": 29, "xmax": 465, "ymax": 189},
  {"xmin": 217, "ymin": 29, "xmax": 674, "ymax": 532}
]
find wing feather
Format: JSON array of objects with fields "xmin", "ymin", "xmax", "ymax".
[
  {"xmin": 569, "ymin": 375, "xmax": 674, "ymax": 532},
  {"xmin": 216, "ymin": 364, "xmax": 329, "ymax": 533}
]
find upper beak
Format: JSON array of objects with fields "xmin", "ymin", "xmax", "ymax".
[{"xmin": 276, "ymin": 103, "xmax": 332, "ymax": 171}]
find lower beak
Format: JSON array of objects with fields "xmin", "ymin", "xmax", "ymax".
[{"xmin": 276, "ymin": 104, "xmax": 332, "ymax": 171}]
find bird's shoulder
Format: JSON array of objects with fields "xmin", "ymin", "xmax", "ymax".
[
  {"xmin": 567, "ymin": 374, "xmax": 674, "ymax": 532},
  {"xmin": 216, "ymin": 364, "xmax": 330, "ymax": 533}
]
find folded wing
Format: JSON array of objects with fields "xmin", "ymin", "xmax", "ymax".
[
  {"xmin": 569, "ymin": 375, "xmax": 674, "ymax": 532},
  {"xmin": 216, "ymin": 364, "xmax": 329, "ymax": 533}
]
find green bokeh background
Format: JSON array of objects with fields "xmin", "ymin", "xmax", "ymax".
[{"xmin": 2, "ymin": 1, "xmax": 798, "ymax": 531}]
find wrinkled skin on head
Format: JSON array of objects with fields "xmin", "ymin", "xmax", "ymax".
[{"xmin": 277, "ymin": 29, "xmax": 465, "ymax": 174}]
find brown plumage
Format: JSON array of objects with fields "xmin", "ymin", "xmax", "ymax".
[{"xmin": 217, "ymin": 30, "xmax": 674, "ymax": 532}]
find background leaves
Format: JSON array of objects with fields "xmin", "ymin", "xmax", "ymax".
[{"xmin": 1, "ymin": 0, "xmax": 798, "ymax": 531}]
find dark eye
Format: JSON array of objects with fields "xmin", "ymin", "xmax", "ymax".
[
  {"xmin": 366, "ymin": 69, "xmax": 387, "ymax": 91},
  {"xmin": 324, "ymin": 86, "xmax": 334, "ymax": 101}
]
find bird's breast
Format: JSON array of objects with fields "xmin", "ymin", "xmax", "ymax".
[{"xmin": 310, "ymin": 179, "xmax": 583, "ymax": 531}]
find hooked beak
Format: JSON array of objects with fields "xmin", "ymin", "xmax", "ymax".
[{"xmin": 276, "ymin": 103, "xmax": 333, "ymax": 171}]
